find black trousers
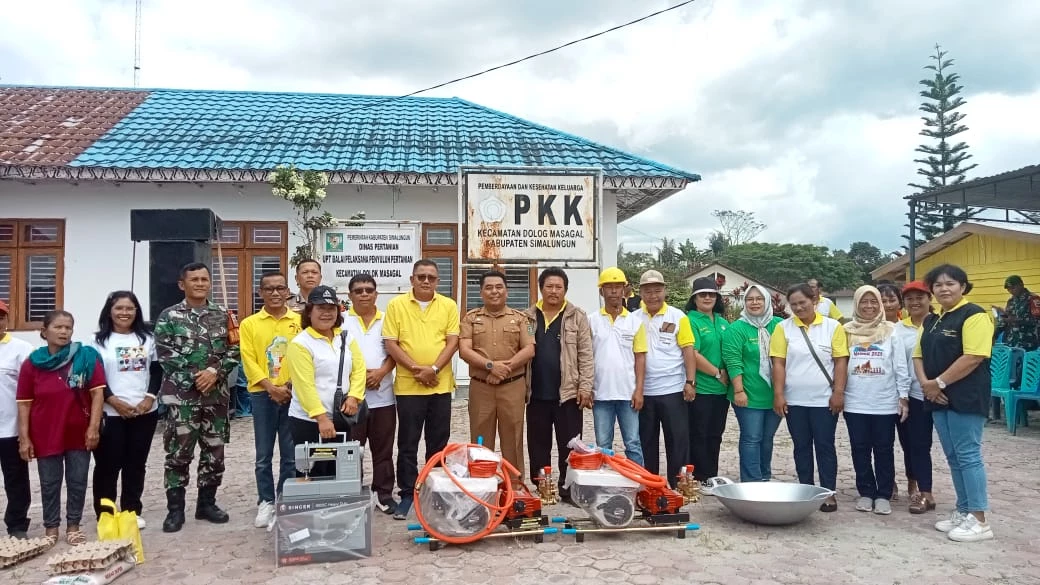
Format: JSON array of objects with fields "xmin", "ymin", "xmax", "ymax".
[
  {"xmin": 396, "ymin": 393, "xmax": 452, "ymax": 500},
  {"xmin": 688, "ymin": 393, "xmax": 730, "ymax": 480},
  {"xmin": 639, "ymin": 392, "xmax": 689, "ymax": 488},
  {"xmin": 0, "ymin": 437, "xmax": 31, "ymax": 534},
  {"xmin": 92, "ymin": 411, "xmax": 159, "ymax": 518},
  {"xmin": 526, "ymin": 398, "xmax": 583, "ymax": 491}
]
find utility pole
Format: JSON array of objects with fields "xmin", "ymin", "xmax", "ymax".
[{"xmin": 133, "ymin": 0, "xmax": 142, "ymax": 87}]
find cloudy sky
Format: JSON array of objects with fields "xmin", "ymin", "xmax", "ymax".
[{"xmin": 2, "ymin": 0, "xmax": 1038, "ymax": 254}]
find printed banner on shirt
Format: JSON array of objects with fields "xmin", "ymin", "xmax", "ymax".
[
  {"xmin": 464, "ymin": 171, "xmax": 598, "ymax": 262},
  {"xmin": 319, "ymin": 224, "xmax": 419, "ymax": 292}
]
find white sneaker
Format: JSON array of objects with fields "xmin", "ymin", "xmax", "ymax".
[
  {"xmin": 947, "ymin": 514, "xmax": 994, "ymax": 542},
  {"xmin": 254, "ymin": 501, "xmax": 276, "ymax": 528},
  {"xmin": 855, "ymin": 497, "xmax": 873, "ymax": 512},
  {"xmin": 935, "ymin": 510, "xmax": 968, "ymax": 532},
  {"xmin": 873, "ymin": 499, "xmax": 891, "ymax": 515},
  {"xmin": 136, "ymin": 516, "xmax": 146, "ymax": 530}
]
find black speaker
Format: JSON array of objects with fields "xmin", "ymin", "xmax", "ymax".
[
  {"xmin": 131, "ymin": 209, "xmax": 221, "ymax": 242},
  {"xmin": 148, "ymin": 241, "xmax": 212, "ymax": 321}
]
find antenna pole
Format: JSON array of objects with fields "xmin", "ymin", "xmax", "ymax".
[{"xmin": 133, "ymin": 0, "xmax": 142, "ymax": 87}]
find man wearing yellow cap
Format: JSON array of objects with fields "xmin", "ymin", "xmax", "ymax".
[{"xmin": 589, "ymin": 268, "xmax": 647, "ymax": 466}]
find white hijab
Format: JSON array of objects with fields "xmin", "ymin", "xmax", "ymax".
[{"xmin": 739, "ymin": 285, "xmax": 775, "ymax": 378}]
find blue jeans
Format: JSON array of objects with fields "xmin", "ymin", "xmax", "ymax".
[
  {"xmin": 250, "ymin": 392, "xmax": 295, "ymax": 504},
  {"xmin": 37, "ymin": 451, "xmax": 90, "ymax": 529},
  {"xmin": 592, "ymin": 400, "xmax": 644, "ymax": 467},
  {"xmin": 785, "ymin": 406, "xmax": 838, "ymax": 490},
  {"xmin": 933, "ymin": 409, "xmax": 989, "ymax": 512},
  {"xmin": 233, "ymin": 385, "xmax": 252, "ymax": 417},
  {"xmin": 732, "ymin": 406, "xmax": 781, "ymax": 482}
]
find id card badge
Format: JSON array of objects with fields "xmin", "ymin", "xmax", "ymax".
[{"xmin": 659, "ymin": 321, "xmax": 676, "ymax": 334}]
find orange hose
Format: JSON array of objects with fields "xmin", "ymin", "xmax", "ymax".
[
  {"xmin": 413, "ymin": 443, "xmax": 520, "ymax": 545},
  {"xmin": 566, "ymin": 450, "xmax": 669, "ymax": 489}
]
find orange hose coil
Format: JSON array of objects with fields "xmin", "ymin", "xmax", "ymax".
[
  {"xmin": 567, "ymin": 450, "xmax": 669, "ymax": 489},
  {"xmin": 413, "ymin": 443, "xmax": 520, "ymax": 545}
]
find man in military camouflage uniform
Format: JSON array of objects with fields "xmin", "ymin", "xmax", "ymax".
[
  {"xmin": 286, "ymin": 259, "xmax": 346, "ymax": 313},
  {"xmin": 154, "ymin": 262, "xmax": 240, "ymax": 533}
]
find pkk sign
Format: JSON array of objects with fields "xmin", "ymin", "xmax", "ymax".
[
  {"xmin": 319, "ymin": 225, "xmax": 418, "ymax": 291},
  {"xmin": 466, "ymin": 173, "xmax": 597, "ymax": 262}
]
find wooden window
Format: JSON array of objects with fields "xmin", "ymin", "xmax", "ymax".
[
  {"xmin": 212, "ymin": 221, "xmax": 287, "ymax": 319},
  {"xmin": 464, "ymin": 267, "xmax": 537, "ymax": 312},
  {"xmin": 421, "ymin": 224, "xmax": 458, "ymax": 299},
  {"xmin": 0, "ymin": 219, "xmax": 65, "ymax": 330}
]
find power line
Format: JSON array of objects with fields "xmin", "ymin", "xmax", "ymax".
[{"xmin": 109, "ymin": 0, "xmax": 698, "ymax": 155}]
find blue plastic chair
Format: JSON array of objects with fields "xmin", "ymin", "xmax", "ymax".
[
  {"xmin": 1009, "ymin": 350, "xmax": 1040, "ymax": 436},
  {"xmin": 990, "ymin": 344, "xmax": 1014, "ymax": 429}
]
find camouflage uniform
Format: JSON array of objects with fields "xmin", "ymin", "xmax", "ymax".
[
  {"xmin": 154, "ymin": 301, "xmax": 240, "ymax": 490},
  {"xmin": 999, "ymin": 289, "xmax": 1040, "ymax": 350}
]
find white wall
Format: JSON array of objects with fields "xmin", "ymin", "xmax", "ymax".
[
  {"xmin": 685, "ymin": 264, "xmax": 780, "ymax": 301},
  {"xmin": 1, "ymin": 179, "xmax": 618, "ymax": 345}
]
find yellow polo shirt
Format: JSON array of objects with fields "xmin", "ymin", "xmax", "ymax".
[
  {"xmin": 912, "ymin": 299, "xmax": 993, "ymax": 359},
  {"xmin": 238, "ymin": 308, "xmax": 302, "ymax": 392},
  {"xmin": 383, "ymin": 291, "xmax": 460, "ymax": 395}
]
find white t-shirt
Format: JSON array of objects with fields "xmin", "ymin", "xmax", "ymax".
[
  {"xmin": 775, "ymin": 316, "xmax": 842, "ymax": 408},
  {"xmin": 634, "ymin": 305, "xmax": 690, "ymax": 397},
  {"xmin": 91, "ymin": 333, "xmax": 158, "ymax": 416},
  {"xmin": 342, "ymin": 311, "xmax": 395, "ymax": 409},
  {"xmin": 589, "ymin": 309, "xmax": 642, "ymax": 402},
  {"xmin": 0, "ymin": 334, "xmax": 33, "ymax": 438},
  {"xmin": 843, "ymin": 334, "xmax": 910, "ymax": 415},
  {"xmin": 894, "ymin": 321, "xmax": 924, "ymax": 401}
]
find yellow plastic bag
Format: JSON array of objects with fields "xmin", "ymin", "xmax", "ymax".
[{"xmin": 96, "ymin": 498, "xmax": 145, "ymax": 564}]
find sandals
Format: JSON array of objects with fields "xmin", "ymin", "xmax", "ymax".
[
  {"xmin": 908, "ymin": 493, "xmax": 936, "ymax": 514},
  {"xmin": 43, "ymin": 533, "xmax": 59, "ymax": 549},
  {"xmin": 819, "ymin": 497, "xmax": 838, "ymax": 513},
  {"xmin": 66, "ymin": 529, "xmax": 87, "ymax": 546}
]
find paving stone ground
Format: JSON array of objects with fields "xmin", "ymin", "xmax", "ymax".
[{"xmin": 3, "ymin": 399, "xmax": 1039, "ymax": 585}]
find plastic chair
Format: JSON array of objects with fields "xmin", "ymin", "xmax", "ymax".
[
  {"xmin": 1009, "ymin": 350, "xmax": 1040, "ymax": 436},
  {"xmin": 989, "ymin": 344, "xmax": 1014, "ymax": 431}
]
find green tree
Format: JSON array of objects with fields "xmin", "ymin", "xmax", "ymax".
[
  {"xmin": 845, "ymin": 241, "xmax": 886, "ymax": 284},
  {"xmin": 707, "ymin": 231, "xmax": 730, "ymax": 257},
  {"xmin": 908, "ymin": 45, "xmax": 979, "ymax": 244},
  {"xmin": 719, "ymin": 242, "xmax": 861, "ymax": 291}
]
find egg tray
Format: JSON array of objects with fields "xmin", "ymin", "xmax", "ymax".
[
  {"xmin": 0, "ymin": 536, "xmax": 56, "ymax": 568},
  {"xmin": 45, "ymin": 540, "xmax": 135, "ymax": 575}
]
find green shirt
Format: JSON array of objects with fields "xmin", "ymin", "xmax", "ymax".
[
  {"xmin": 687, "ymin": 310, "xmax": 729, "ymax": 395},
  {"xmin": 721, "ymin": 318, "xmax": 782, "ymax": 409}
]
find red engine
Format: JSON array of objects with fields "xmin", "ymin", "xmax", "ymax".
[
  {"xmin": 637, "ymin": 486, "xmax": 685, "ymax": 515},
  {"xmin": 503, "ymin": 489, "xmax": 543, "ymax": 521}
]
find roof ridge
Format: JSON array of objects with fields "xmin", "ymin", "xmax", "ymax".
[
  {"xmin": 451, "ymin": 97, "xmax": 700, "ymax": 180},
  {"xmin": 0, "ymin": 84, "xmax": 457, "ymax": 102}
]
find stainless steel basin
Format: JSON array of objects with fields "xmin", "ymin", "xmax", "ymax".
[{"xmin": 712, "ymin": 482, "xmax": 834, "ymax": 526}]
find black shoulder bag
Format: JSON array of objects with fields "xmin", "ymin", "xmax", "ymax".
[
  {"xmin": 799, "ymin": 327, "xmax": 834, "ymax": 389},
  {"xmin": 332, "ymin": 331, "xmax": 368, "ymax": 433}
]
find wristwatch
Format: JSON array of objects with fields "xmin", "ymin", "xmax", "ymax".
[
  {"xmin": 485, "ymin": 361, "xmax": 494, "ymax": 371},
  {"xmin": 431, "ymin": 365, "xmax": 440, "ymax": 374},
  {"xmin": 714, "ymin": 371, "xmax": 723, "ymax": 381},
  {"xmin": 685, "ymin": 380, "xmax": 695, "ymax": 387},
  {"xmin": 935, "ymin": 377, "xmax": 947, "ymax": 389}
]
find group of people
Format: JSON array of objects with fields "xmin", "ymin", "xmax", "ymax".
[{"xmin": 0, "ymin": 255, "xmax": 997, "ymax": 548}]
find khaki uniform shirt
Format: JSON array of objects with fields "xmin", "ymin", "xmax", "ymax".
[{"xmin": 460, "ymin": 306, "xmax": 534, "ymax": 381}]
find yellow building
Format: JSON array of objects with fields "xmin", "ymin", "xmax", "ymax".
[{"xmin": 872, "ymin": 222, "xmax": 1040, "ymax": 309}]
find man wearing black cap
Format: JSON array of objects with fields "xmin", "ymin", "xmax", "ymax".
[{"xmin": 994, "ymin": 275, "xmax": 1039, "ymax": 351}]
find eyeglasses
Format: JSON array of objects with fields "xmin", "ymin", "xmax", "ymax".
[
  {"xmin": 261, "ymin": 286, "xmax": 290, "ymax": 294},
  {"xmin": 414, "ymin": 274, "xmax": 438, "ymax": 282},
  {"xmin": 351, "ymin": 287, "xmax": 376, "ymax": 295}
]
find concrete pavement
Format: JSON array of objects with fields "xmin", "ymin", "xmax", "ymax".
[{"xmin": 3, "ymin": 401, "xmax": 1038, "ymax": 585}]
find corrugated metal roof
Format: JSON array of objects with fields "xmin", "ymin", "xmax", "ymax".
[
  {"xmin": 0, "ymin": 86, "xmax": 697, "ymax": 180},
  {"xmin": 0, "ymin": 87, "xmax": 149, "ymax": 165}
]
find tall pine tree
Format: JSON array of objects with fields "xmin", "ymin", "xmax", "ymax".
[{"xmin": 908, "ymin": 45, "xmax": 978, "ymax": 243}]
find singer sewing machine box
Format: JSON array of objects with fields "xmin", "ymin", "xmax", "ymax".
[{"xmin": 276, "ymin": 436, "xmax": 372, "ymax": 566}]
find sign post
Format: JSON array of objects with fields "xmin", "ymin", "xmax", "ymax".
[
  {"xmin": 462, "ymin": 168, "xmax": 601, "ymax": 264},
  {"xmin": 317, "ymin": 221, "xmax": 420, "ymax": 293}
]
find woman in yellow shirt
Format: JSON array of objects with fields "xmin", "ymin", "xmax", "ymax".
[{"xmin": 285, "ymin": 287, "xmax": 366, "ymax": 475}]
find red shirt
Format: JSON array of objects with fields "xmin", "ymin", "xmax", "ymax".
[{"xmin": 16, "ymin": 359, "xmax": 106, "ymax": 457}]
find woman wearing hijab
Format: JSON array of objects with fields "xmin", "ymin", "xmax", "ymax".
[
  {"xmin": 685, "ymin": 277, "xmax": 730, "ymax": 492},
  {"xmin": 722, "ymin": 285, "xmax": 782, "ymax": 483},
  {"xmin": 842, "ymin": 285, "xmax": 910, "ymax": 516},
  {"xmin": 16, "ymin": 310, "xmax": 106, "ymax": 547}
]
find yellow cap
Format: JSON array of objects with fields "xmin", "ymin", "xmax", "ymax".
[{"xmin": 598, "ymin": 267, "xmax": 628, "ymax": 287}]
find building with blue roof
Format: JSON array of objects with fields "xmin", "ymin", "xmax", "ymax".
[{"xmin": 0, "ymin": 85, "xmax": 698, "ymax": 342}]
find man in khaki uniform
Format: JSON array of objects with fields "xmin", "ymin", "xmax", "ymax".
[{"xmin": 459, "ymin": 270, "xmax": 536, "ymax": 478}]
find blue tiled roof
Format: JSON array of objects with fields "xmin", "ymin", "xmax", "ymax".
[{"xmin": 65, "ymin": 88, "xmax": 698, "ymax": 180}]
